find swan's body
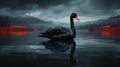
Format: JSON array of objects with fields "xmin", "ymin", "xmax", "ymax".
[
  {"xmin": 39, "ymin": 26, "xmax": 72, "ymax": 39},
  {"xmin": 39, "ymin": 13, "xmax": 79, "ymax": 40}
]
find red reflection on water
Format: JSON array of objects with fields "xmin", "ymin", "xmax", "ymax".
[
  {"xmin": 0, "ymin": 25, "xmax": 34, "ymax": 36},
  {"xmin": 89, "ymin": 25, "xmax": 120, "ymax": 37},
  {"xmin": 13, "ymin": 31, "xmax": 27, "ymax": 36}
]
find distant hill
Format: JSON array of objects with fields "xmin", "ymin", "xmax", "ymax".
[
  {"xmin": 78, "ymin": 15, "xmax": 120, "ymax": 29},
  {"xmin": 0, "ymin": 15, "xmax": 55, "ymax": 31},
  {"xmin": 10, "ymin": 16, "xmax": 52, "ymax": 26},
  {"xmin": 0, "ymin": 16, "xmax": 11, "ymax": 26}
]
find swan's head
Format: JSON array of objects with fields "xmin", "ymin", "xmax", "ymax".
[{"xmin": 71, "ymin": 13, "xmax": 79, "ymax": 20}]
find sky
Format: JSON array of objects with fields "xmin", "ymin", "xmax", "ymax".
[{"xmin": 0, "ymin": 0, "xmax": 120, "ymax": 23}]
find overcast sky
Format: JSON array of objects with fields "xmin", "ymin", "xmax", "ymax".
[{"xmin": 0, "ymin": 0, "xmax": 120, "ymax": 23}]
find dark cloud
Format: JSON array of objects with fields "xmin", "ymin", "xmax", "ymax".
[
  {"xmin": 0, "ymin": 0, "xmax": 73, "ymax": 9},
  {"xmin": 0, "ymin": 0, "xmax": 120, "ymax": 22},
  {"xmin": 90, "ymin": 0, "xmax": 120, "ymax": 9}
]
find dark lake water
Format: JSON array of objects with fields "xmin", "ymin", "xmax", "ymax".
[{"xmin": 0, "ymin": 26, "xmax": 120, "ymax": 67}]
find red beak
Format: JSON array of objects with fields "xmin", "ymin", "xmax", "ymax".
[{"xmin": 75, "ymin": 16, "xmax": 79, "ymax": 20}]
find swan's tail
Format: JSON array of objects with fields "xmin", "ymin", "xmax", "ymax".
[
  {"xmin": 38, "ymin": 34, "xmax": 43, "ymax": 37},
  {"xmin": 38, "ymin": 34, "xmax": 45, "ymax": 37},
  {"xmin": 38, "ymin": 33, "xmax": 48, "ymax": 37}
]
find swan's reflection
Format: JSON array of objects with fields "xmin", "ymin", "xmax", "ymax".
[{"xmin": 41, "ymin": 40, "xmax": 78, "ymax": 64}]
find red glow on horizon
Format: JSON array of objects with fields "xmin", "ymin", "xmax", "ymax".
[
  {"xmin": 0, "ymin": 24, "xmax": 34, "ymax": 36},
  {"xmin": 13, "ymin": 32, "xmax": 27, "ymax": 36},
  {"xmin": 89, "ymin": 25, "xmax": 120, "ymax": 37}
]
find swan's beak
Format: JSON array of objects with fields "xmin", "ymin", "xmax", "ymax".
[{"xmin": 75, "ymin": 16, "xmax": 79, "ymax": 20}]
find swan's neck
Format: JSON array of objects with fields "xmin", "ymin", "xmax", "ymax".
[{"xmin": 70, "ymin": 16, "xmax": 76, "ymax": 38}]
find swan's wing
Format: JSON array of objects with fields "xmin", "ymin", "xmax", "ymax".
[{"xmin": 44, "ymin": 26, "xmax": 70, "ymax": 35}]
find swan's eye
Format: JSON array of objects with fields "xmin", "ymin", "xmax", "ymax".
[{"xmin": 75, "ymin": 16, "xmax": 79, "ymax": 20}]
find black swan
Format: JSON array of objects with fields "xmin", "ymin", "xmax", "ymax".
[{"xmin": 39, "ymin": 13, "xmax": 79, "ymax": 40}]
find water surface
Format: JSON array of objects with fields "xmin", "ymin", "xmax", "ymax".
[{"xmin": 0, "ymin": 26, "xmax": 120, "ymax": 67}]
